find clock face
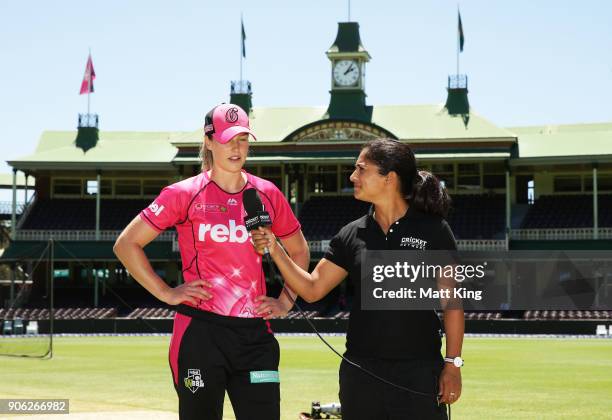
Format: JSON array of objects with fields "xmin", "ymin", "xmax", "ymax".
[{"xmin": 333, "ymin": 60, "xmax": 360, "ymax": 87}]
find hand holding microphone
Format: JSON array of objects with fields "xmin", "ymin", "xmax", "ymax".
[{"xmin": 242, "ymin": 188, "xmax": 278, "ymax": 256}]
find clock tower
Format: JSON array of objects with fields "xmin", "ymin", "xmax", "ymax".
[{"xmin": 326, "ymin": 22, "xmax": 372, "ymax": 122}]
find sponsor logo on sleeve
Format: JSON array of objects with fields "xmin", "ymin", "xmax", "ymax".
[{"xmin": 148, "ymin": 202, "xmax": 165, "ymax": 216}]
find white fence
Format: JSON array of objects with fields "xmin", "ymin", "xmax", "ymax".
[
  {"xmin": 510, "ymin": 228, "xmax": 612, "ymax": 241},
  {"xmin": 307, "ymin": 239, "xmax": 507, "ymax": 252},
  {"xmin": 457, "ymin": 239, "xmax": 507, "ymax": 251},
  {"xmin": 15, "ymin": 230, "xmax": 174, "ymax": 242}
]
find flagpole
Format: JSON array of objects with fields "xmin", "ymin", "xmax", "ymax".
[
  {"xmin": 240, "ymin": 14, "xmax": 243, "ymax": 82},
  {"xmin": 88, "ymin": 48, "xmax": 91, "ymax": 116},
  {"xmin": 457, "ymin": 6, "xmax": 460, "ymax": 76}
]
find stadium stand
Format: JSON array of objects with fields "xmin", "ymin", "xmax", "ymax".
[
  {"xmin": 521, "ymin": 194, "xmax": 612, "ymax": 228},
  {"xmin": 21, "ymin": 199, "xmax": 151, "ymax": 230},
  {"xmin": 127, "ymin": 307, "xmax": 175, "ymax": 319},
  {"xmin": 299, "ymin": 196, "xmax": 370, "ymax": 240},
  {"xmin": 0, "ymin": 307, "xmax": 116, "ymax": 320},
  {"xmin": 523, "ymin": 310, "xmax": 612, "ymax": 320},
  {"xmin": 446, "ymin": 194, "xmax": 506, "ymax": 239},
  {"xmin": 299, "ymin": 194, "xmax": 507, "ymax": 240}
]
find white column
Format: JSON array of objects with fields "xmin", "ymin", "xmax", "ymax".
[
  {"xmin": 593, "ymin": 166, "xmax": 598, "ymax": 240},
  {"xmin": 95, "ymin": 173, "xmax": 101, "ymax": 241},
  {"xmin": 505, "ymin": 168, "xmax": 511, "ymax": 236},
  {"xmin": 11, "ymin": 169, "xmax": 17, "ymax": 239}
]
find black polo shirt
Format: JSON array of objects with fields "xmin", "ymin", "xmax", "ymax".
[{"xmin": 324, "ymin": 205, "xmax": 457, "ymax": 360}]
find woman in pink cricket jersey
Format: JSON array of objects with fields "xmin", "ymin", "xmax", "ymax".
[{"xmin": 114, "ymin": 103, "xmax": 309, "ymax": 420}]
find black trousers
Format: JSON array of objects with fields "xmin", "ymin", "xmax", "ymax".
[
  {"xmin": 172, "ymin": 308, "xmax": 280, "ymax": 420},
  {"xmin": 339, "ymin": 356, "xmax": 448, "ymax": 420}
]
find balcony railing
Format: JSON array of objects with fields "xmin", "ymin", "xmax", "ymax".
[
  {"xmin": 307, "ymin": 239, "xmax": 507, "ymax": 253},
  {"xmin": 0, "ymin": 201, "xmax": 25, "ymax": 215},
  {"xmin": 15, "ymin": 230, "xmax": 174, "ymax": 242},
  {"xmin": 510, "ymin": 228, "xmax": 612, "ymax": 241}
]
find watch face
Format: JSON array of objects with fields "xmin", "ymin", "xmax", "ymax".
[
  {"xmin": 333, "ymin": 60, "xmax": 360, "ymax": 87},
  {"xmin": 453, "ymin": 357, "xmax": 464, "ymax": 367}
]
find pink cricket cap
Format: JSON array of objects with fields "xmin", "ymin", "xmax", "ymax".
[{"xmin": 203, "ymin": 103, "xmax": 257, "ymax": 144}]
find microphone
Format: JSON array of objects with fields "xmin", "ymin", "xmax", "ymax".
[
  {"xmin": 242, "ymin": 189, "xmax": 272, "ymax": 231},
  {"xmin": 242, "ymin": 189, "xmax": 272, "ymax": 254}
]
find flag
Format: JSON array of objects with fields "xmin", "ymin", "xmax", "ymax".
[
  {"xmin": 458, "ymin": 11, "xmax": 465, "ymax": 52},
  {"xmin": 241, "ymin": 18, "xmax": 246, "ymax": 58},
  {"xmin": 79, "ymin": 54, "xmax": 96, "ymax": 95}
]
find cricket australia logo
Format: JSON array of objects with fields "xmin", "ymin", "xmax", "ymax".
[
  {"xmin": 400, "ymin": 236, "xmax": 427, "ymax": 250},
  {"xmin": 184, "ymin": 369, "xmax": 204, "ymax": 394}
]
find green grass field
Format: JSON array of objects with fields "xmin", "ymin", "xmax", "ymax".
[{"xmin": 1, "ymin": 335, "xmax": 612, "ymax": 419}]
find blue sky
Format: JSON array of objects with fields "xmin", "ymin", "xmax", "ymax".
[{"xmin": 1, "ymin": 0, "xmax": 611, "ymax": 175}]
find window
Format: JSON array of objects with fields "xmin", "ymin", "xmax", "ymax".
[
  {"xmin": 340, "ymin": 165, "xmax": 354, "ymax": 192},
  {"xmin": 115, "ymin": 179, "xmax": 141, "ymax": 195},
  {"xmin": 554, "ymin": 176, "xmax": 581, "ymax": 192},
  {"xmin": 308, "ymin": 165, "xmax": 338, "ymax": 193},
  {"xmin": 457, "ymin": 163, "xmax": 480, "ymax": 190},
  {"xmin": 431, "ymin": 164, "xmax": 454, "ymax": 189},
  {"xmin": 483, "ymin": 175, "xmax": 505, "ymax": 189},
  {"xmin": 483, "ymin": 162, "xmax": 506, "ymax": 189},
  {"xmin": 261, "ymin": 166, "xmax": 282, "ymax": 190},
  {"xmin": 84, "ymin": 179, "xmax": 111, "ymax": 196},
  {"xmin": 585, "ymin": 175, "xmax": 612, "ymax": 192},
  {"xmin": 143, "ymin": 179, "xmax": 168, "ymax": 195},
  {"xmin": 53, "ymin": 179, "xmax": 81, "ymax": 195}
]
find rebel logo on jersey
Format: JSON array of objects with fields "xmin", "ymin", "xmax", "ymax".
[{"xmin": 198, "ymin": 220, "xmax": 249, "ymax": 243}]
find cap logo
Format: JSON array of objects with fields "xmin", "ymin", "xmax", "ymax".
[{"xmin": 225, "ymin": 107, "xmax": 239, "ymax": 123}]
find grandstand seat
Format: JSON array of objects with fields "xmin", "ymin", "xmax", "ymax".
[
  {"xmin": 521, "ymin": 194, "xmax": 612, "ymax": 229},
  {"xmin": 20, "ymin": 199, "xmax": 152, "ymax": 230},
  {"xmin": 26, "ymin": 321, "xmax": 39, "ymax": 335},
  {"xmin": 299, "ymin": 194, "xmax": 507, "ymax": 240},
  {"xmin": 13, "ymin": 319, "xmax": 25, "ymax": 334}
]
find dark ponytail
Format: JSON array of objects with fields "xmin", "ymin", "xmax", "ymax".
[
  {"xmin": 362, "ymin": 139, "xmax": 451, "ymax": 219},
  {"xmin": 412, "ymin": 170, "xmax": 451, "ymax": 219}
]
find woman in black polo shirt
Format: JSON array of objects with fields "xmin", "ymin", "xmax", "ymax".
[{"xmin": 253, "ymin": 138, "xmax": 464, "ymax": 420}]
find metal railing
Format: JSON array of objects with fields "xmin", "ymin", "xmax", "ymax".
[
  {"xmin": 15, "ymin": 230, "xmax": 174, "ymax": 242},
  {"xmin": 0, "ymin": 201, "xmax": 25, "ymax": 215},
  {"xmin": 78, "ymin": 113, "xmax": 99, "ymax": 128},
  {"xmin": 510, "ymin": 228, "xmax": 612, "ymax": 241},
  {"xmin": 457, "ymin": 239, "xmax": 507, "ymax": 251},
  {"xmin": 231, "ymin": 80, "xmax": 252, "ymax": 94},
  {"xmin": 307, "ymin": 239, "xmax": 507, "ymax": 252},
  {"xmin": 307, "ymin": 240, "xmax": 331, "ymax": 253}
]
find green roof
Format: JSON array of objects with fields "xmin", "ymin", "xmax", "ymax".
[
  {"xmin": 8, "ymin": 131, "xmax": 184, "ymax": 171},
  {"xmin": 13, "ymin": 107, "xmax": 612, "ymax": 171},
  {"xmin": 171, "ymin": 104, "xmax": 517, "ymax": 144},
  {"xmin": 371, "ymin": 105, "xmax": 516, "ymax": 140},
  {"xmin": 509, "ymin": 122, "xmax": 612, "ymax": 162}
]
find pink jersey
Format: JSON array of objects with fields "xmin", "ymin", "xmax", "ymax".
[{"xmin": 140, "ymin": 170, "xmax": 301, "ymax": 318}]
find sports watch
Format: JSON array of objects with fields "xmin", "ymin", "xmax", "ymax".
[{"xmin": 444, "ymin": 356, "xmax": 464, "ymax": 368}]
